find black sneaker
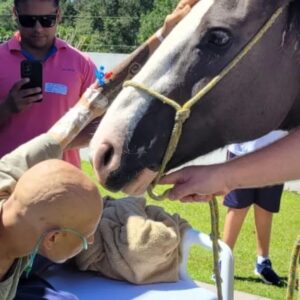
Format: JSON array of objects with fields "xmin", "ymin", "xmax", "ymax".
[{"xmin": 254, "ymin": 259, "xmax": 281, "ymax": 285}]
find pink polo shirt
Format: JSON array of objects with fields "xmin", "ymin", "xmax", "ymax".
[{"xmin": 0, "ymin": 32, "xmax": 96, "ymax": 167}]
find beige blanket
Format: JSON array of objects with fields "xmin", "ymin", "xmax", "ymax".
[{"xmin": 75, "ymin": 196, "xmax": 191, "ymax": 284}]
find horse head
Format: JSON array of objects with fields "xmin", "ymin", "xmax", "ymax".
[{"xmin": 90, "ymin": 0, "xmax": 300, "ymax": 194}]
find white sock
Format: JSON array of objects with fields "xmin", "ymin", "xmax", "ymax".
[{"xmin": 257, "ymin": 255, "xmax": 269, "ymax": 264}]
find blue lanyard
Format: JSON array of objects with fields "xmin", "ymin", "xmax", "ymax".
[{"xmin": 21, "ymin": 45, "xmax": 57, "ymax": 62}]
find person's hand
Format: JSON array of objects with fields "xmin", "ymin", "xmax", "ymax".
[
  {"xmin": 159, "ymin": 164, "xmax": 231, "ymax": 203},
  {"xmin": 161, "ymin": 0, "xmax": 199, "ymax": 38},
  {"xmin": 5, "ymin": 79, "xmax": 42, "ymax": 113}
]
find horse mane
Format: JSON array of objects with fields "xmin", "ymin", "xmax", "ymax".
[
  {"xmin": 285, "ymin": 0, "xmax": 300, "ymax": 67},
  {"xmin": 288, "ymin": 0, "xmax": 300, "ymax": 34}
]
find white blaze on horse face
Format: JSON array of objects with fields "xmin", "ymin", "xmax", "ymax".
[
  {"xmin": 90, "ymin": 0, "xmax": 215, "ymax": 181},
  {"xmin": 134, "ymin": 0, "xmax": 216, "ymax": 86}
]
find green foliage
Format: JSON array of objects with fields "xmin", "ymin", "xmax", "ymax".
[
  {"xmin": 0, "ymin": 0, "xmax": 177, "ymax": 52},
  {"xmin": 58, "ymin": 0, "xmax": 158, "ymax": 52},
  {"xmin": 0, "ymin": 0, "xmax": 15, "ymax": 42}
]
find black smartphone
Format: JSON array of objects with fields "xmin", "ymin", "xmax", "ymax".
[{"xmin": 20, "ymin": 60, "xmax": 43, "ymax": 102}]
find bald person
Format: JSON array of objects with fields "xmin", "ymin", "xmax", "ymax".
[
  {"xmin": 0, "ymin": 77, "xmax": 107, "ymax": 300},
  {"xmin": 0, "ymin": 159, "xmax": 102, "ymax": 300}
]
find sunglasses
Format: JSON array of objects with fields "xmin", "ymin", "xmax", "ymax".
[{"xmin": 17, "ymin": 13, "xmax": 58, "ymax": 28}]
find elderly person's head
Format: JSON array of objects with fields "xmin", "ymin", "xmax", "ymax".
[{"xmin": 1, "ymin": 159, "xmax": 102, "ymax": 273}]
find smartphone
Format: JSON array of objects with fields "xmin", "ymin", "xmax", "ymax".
[{"xmin": 20, "ymin": 60, "xmax": 43, "ymax": 102}]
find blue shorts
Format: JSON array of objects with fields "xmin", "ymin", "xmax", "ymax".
[{"xmin": 223, "ymin": 152, "xmax": 284, "ymax": 213}]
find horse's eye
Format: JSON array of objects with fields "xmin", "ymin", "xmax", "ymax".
[{"xmin": 206, "ymin": 28, "xmax": 232, "ymax": 48}]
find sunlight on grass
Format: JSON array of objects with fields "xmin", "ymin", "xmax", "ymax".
[{"xmin": 82, "ymin": 161, "xmax": 300, "ymax": 300}]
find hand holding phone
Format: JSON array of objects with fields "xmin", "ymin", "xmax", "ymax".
[{"xmin": 20, "ymin": 60, "xmax": 43, "ymax": 102}]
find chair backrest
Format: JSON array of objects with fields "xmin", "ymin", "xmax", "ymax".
[{"xmin": 180, "ymin": 228, "xmax": 234, "ymax": 300}]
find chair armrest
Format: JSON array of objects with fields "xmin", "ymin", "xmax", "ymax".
[{"xmin": 180, "ymin": 228, "xmax": 234, "ymax": 300}]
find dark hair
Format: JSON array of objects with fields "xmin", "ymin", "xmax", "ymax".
[{"xmin": 14, "ymin": 0, "xmax": 59, "ymax": 8}]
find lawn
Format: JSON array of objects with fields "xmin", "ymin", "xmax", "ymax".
[{"xmin": 82, "ymin": 161, "xmax": 300, "ymax": 300}]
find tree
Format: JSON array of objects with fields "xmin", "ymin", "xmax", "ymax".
[
  {"xmin": 67, "ymin": 0, "xmax": 156, "ymax": 52},
  {"xmin": 0, "ymin": 0, "xmax": 16, "ymax": 42},
  {"xmin": 0, "ymin": 0, "xmax": 180, "ymax": 53}
]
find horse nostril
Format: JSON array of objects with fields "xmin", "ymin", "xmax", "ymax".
[
  {"xmin": 92, "ymin": 141, "xmax": 121, "ymax": 184},
  {"xmin": 102, "ymin": 144, "xmax": 115, "ymax": 168}
]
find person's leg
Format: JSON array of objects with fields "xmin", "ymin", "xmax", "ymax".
[
  {"xmin": 223, "ymin": 151, "xmax": 255, "ymax": 249},
  {"xmin": 253, "ymin": 184, "xmax": 284, "ymax": 285},
  {"xmin": 254, "ymin": 204, "xmax": 273, "ymax": 257},
  {"xmin": 216, "ymin": 188, "xmax": 252, "ymax": 282},
  {"xmin": 223, "ymin": 206, "xmax": 250, "ymax": 250},
  {"xmin": 223, "ymin": 182, "xmax": 255, "ymax": 249}
]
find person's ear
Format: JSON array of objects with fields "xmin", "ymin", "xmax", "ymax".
[{"xmin": 41, "ymin": 230, "xmax": 61, "ymax": 251}]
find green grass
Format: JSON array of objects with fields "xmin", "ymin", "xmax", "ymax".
[{"xmin": 82, "ymin": 161, "xmax": 300, "ymax": 300}]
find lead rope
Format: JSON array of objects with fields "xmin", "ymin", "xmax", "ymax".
[
  {"xmin": 123, "ymin": 6, "xmax": 285, "ymax": 300},
  {"xmin": 286, "ymin": 235, "xmax": 300, "ymax": 300},
  {"xmin": 210, "ymin": 198, "xmax": 222, "ymax": 299}
]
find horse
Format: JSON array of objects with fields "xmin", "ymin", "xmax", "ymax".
[{"xmin": 90, "ymin": 0, "xmax": 300, "ymax": 195}]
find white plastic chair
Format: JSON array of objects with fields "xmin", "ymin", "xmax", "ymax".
[{"xmin": 44, "ymin": 228, "xmax": 234, "ymax": 300}]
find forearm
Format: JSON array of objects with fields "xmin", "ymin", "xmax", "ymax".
[
  {"xmin": 48, "ymin": 88, "xmax": 108, "ymax": 148},
  {"xmin": 224, "ymin": 129, "xmax": 300, "ymax": 190},
  {"xmin": 0, "ymin": 87, "xmax": 108, "ymax": 192},
  {"xmin": 0, "ymin": 134, "xmax": 62, "ymax": 198}
]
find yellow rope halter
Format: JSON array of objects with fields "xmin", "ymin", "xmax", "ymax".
[{"xmin": 123, "ymin": 6, "xmax": 287, "ymax": 300}]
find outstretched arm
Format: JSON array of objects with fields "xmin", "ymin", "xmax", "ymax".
[
  {"xmin": 160, "ymin": 129, "xmax": 300, "ymax": 202},
  {"xmin": 0, "ymin": 85, "xmax": 108, "ymax": 199}
]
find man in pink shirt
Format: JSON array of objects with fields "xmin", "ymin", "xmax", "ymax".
[{"xmin": 0, "ymin": 0, "xmax": 96, "ymax": 168}]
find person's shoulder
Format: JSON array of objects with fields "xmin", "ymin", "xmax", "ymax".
[
  {"xmin": 0, "ymin": 33, "xmax": 21, "ymax": 52},
  {"xmin": 0, "ymin": 39, "xmax": 10, "ymax": 53},
  {"xmin": 55, "ymin": 37, "xmax": 91, "ymax": 62}
]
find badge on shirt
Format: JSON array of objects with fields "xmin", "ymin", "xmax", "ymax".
[{"xmin": 45, "ymin": 83, "xmax": 68, "ymax": 95}]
